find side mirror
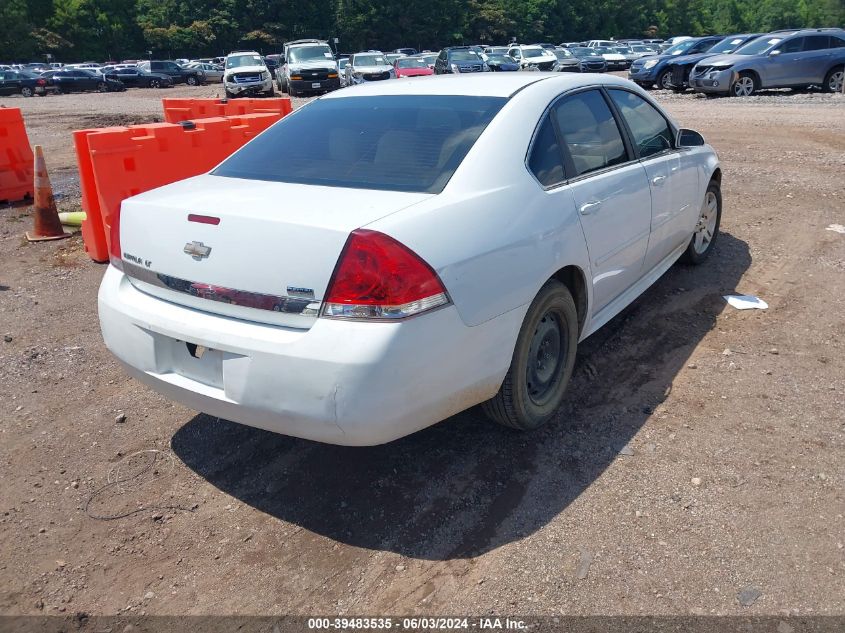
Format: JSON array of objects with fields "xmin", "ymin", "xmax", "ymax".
[
  {"xmin": 677, "ymin": 128, "xmax": 705, "ymax": 147},
  {"xmin": 280, "ymin": 56, "xmax": 286, "ymax": 64},
  {"xmin": 769, "ymin": 49, "xmax": 781, "ymax": 57}
]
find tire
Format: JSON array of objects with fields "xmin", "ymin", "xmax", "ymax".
[
  {"xmin": 149, "ymin": 79, "xmax": 161, "ymax": 89},
  {"xmin": 822, "ymin": 66, "xmax": 843, "ymax": 93},
  {"xmin": 186, "ymin": 75, "xmax": 198, "ymax": 86},
  {"xmin": 482, "ymin": 280, "xmax": 579, "ymax": 431},
  {"xmin": 224, "ymin": 90, "xmax": 235, "ymax": 99},
  {"xmin": 280, "ymin": 76, "xmax": 288, "ymax": 93},
  {"xmin": 731, "ymin": 72, "xmax": 757, "ymax": 97},
  {"xmin": 681, "ymin": 179, "xmax": 722, "ymax": 264},
  {"xmin": 657, "ymin": 68, "xmax": 672, "ymax": 90},
  {"xmin": 20, "ymin": 86, "xmax": 34, "ymax": 97},
  {"xmin": 97, "ymin": 82, "xmax": 107, "ymax": 93}
]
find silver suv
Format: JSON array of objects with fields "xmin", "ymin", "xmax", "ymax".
[
  {"xmin": 691, "ymin": 28, "xmax": 845, "ymax": 96},
  {"xmin": 278, "ymin": 39, "xmax": 340, "ymax": 97}
]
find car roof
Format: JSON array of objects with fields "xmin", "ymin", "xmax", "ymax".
[{"xmin": 321, "ymin": 73, "xmax": 633, "ymax": 99}]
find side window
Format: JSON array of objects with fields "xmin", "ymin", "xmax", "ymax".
[
  {"xmin": 527, "ymin": 114, "xmax": 565, "ymax": 187},
  {"xmin": 778, "ymin": 38, "xmax": 803, "ymax": 54},
  {"xmin": 691, "ymin": 40, "xmax": 713, "ymax": 53},
  {"xmin": 833, "ymin": 37, "xmax": 845, "ymax": 49},
  {"xmin": 608, "ymin": 90, "xmax": 673, "ymax": 159},
  {"xmin": 803, "ymin": 36, "xmax": 830, "ymax": 51},
  {"xmin": 552, "ymin": 90, "xmax": 628, "ymax": 177}
]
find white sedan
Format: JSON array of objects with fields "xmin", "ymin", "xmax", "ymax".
[{"xmin": 99, "ymin": 73, "xmax": 722, "ymax": 445}]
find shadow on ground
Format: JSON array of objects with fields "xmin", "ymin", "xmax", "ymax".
[{"xmin": 172, "ymin": 233, "xmax": 751, "ymax": 560}]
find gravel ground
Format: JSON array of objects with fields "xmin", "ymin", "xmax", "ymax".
[{"xmin": 0, "ymin": 80, "xmax": 843, "ymax": 618}]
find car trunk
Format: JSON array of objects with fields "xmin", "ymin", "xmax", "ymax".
[{"xmin": 118, "ymin": 174, "xmax": 431, "ymax": 329}]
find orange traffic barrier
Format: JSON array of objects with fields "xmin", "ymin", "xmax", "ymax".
[
  {"xmin": 162, "ymin": 97, "xmax": 293, "ymax": 124},
  {"xmin": 74, "ymin": 113, "xmax": 282, "ymax": 262},
  {"xmin": 26, "ymin": 146, "xmax": 70, "ymax": 242},
  {"xmin": 0, "ymin": 107, "xmax": 34, "ymax": 203}
]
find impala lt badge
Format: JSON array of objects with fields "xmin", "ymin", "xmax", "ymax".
[{"xmin": 184, "ymin": 241, "xmax": 211, "ymax": 260}]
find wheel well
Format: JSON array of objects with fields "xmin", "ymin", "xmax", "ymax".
[
  {"xmin": 552, "ymin": 266, "xmax": 588, "ymax": 335},
  {"xmin": 710, "ymin": 168, "xmax": 722, "ymax": 185},
  {"xmin": 738, "ymin": 69, "xmax": 761, "ymax": 87}
]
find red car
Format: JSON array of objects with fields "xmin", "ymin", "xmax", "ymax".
[{"xmin": 393, "ymin": 57, "xmax": 434, "ymax": 78}]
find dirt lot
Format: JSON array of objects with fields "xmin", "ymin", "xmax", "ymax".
[{"xmin": 0, "ymin": 83, "xmax": 843, "ymax": 618}]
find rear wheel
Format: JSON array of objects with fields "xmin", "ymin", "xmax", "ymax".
[
  {"xmin": 186, "ymin": 75, "xmax": 198, "ymax": 86},
  {"xmin": 97, "ymin": 82, "xmax": 107, "ymax": 92},
  {"xmin": 822, "ymin": 66, "xmax": 843, "ymax": 93},
  {"xmin": 482, "ymin": 281, "xmax": 578, "ymax": 431},
  {"xmin": 149, "ymin": 79, "xmax": 161, "ymax": 88},
  {"xmin": 20, "ymin": 86, "xmax": 34, "ymax": 97},
  {"xmin": 681, "ymin": 180, "xmax": 722, "ymax": 264},
  {"xmin": 731, "ymin": 72, "xmax": 756, "ymax": 97}
]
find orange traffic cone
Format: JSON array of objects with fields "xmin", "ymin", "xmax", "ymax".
[{"xmin": 26, "ymin": 145, "xmax": 70, "ymax": 242}]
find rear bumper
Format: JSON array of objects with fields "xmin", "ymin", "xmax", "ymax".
[{"xmin": 98, "ymin": 266, "xmax": 519, "ymax": 445}]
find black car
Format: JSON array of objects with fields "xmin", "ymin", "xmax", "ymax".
[
  {"xmin": 568, "ymin": 47, "xmax": 608, "ymax": 72},
  {"xmin": 0, "ymin": 70, "xmax": 56, "ymax": 97},
  {"xmin": 484, "ymin": 53, "xmax": 520, "ymax": 72},
  {"xmin": 666, "ymin": 33, "xmax": 762, "ymax": 91},
  {"xmin": 106, "ymin": 67, "xmax": 174, "ymax": 88},
  {"xmin": 43, "ymin": 69, "xmax": 125, "ymax": 93},
  {"xmin": 434, "ymin": 46, "xmax": 487, "ymax": 73},
  {"xmin": 552, "ymin": 48, "xmax": 581, "ymax": 72},
  {"xmin": 137, "ymin": 60, "xmax": 204, "ymax": 85}
]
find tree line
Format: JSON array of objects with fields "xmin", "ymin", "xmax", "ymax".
[{"xmin": 2, "ymin": 0, "xmax": 843, "ymax": 62}]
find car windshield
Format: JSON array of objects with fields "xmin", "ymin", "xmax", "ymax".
[
  {"xmin": 664, "ymin": 39, "xmax": 698, "ymax": 55},
  {"xmin": 488, "ymin": 47, "xmax": 509, "ymax": 54},
  {"xmin": 708, "ymin": 36, "xmax": 750, "ymax": 54},
  {"xmin": 487, "ymin": 54, "xmax": 514, "ymax": 63},
  {"xmin": 397, "ymin": 58, "xmax": 428, "ymax": 68},
  {"xmin": 421, "ymin": 55, "xmax": 437, "ymax": 64},
  {"xmin": 569, "ymin": 48, "xmax": 595, "ymax": 57},
  {"xmin": 338, "ymin": 59, "xmax": 348, "ymax": 69},
  {"xmin": 631, "ymin": 45, "xmax": 651, "ymax": 52},
  {"xmin": 593, "ymin": 47, "xmax": 613, "ymax": 54},
  {"xmin": 213, "ymin": 95, "xmax": 506, "ymax": 194},
  {"xmin": 288, "ymin": 46, "xmax": 334, "ymax": 63},
  {"xmin": 523, "ymin": 48, "xmax": 547, "ymax": 58},
  {"xmin": 614, "ymin": 46, "xmax": 632, "ymax": 53},
  {"xmin": 354, "ymin": 54, "xmax": 387, "ymax": 66},
  {"xmin": 734, "ymin": 36, "xmax": 784, "ymax": 55},
  {"xmin": 553, "ymin": 49, "xmax": 573, "ymax": 59},
  {"xmin": 450, "ymin": 50, "xmax": 481, "ymax": 61},
  {"xmin": 227, "ymin": 55, "xmax": 263, "ymax": 68}
]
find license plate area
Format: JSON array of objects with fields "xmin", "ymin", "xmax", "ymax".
[
  {"xmin": 311, "ymin": 82, "xmax": 322, "ymax": 88},
  {"xmin": 172, "ymin": 340, "xmax": 225, "ymax": 388}
]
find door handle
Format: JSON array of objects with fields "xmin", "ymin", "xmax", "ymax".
[
  {"xmin": 579, "ymin": 201, "xmax": 602, "ymax": 215},
  {"xmin": 652, "ymin": 175, "xmax": 667, "ymax": 186}
]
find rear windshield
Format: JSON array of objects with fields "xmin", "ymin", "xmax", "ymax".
[{"xmin": 213, "ymin": 95, "xmax": 506, "ymax": 194}]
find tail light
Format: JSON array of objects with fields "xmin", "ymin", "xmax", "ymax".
[
  {"xmin": 322, "ymin": 229, "xmax": 449, "ymax": 320},
  {"xmin": 109, "ymin": 208, "xmax": 123, "ymax": 270},
  {"xmin": 36, "ymin": 79, "xmax": 46, "ymax": 86}
]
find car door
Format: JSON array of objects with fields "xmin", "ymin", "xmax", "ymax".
[
  {"xmin": 0, "ymin": 73, "xmax": 12, "ymax": 95},
  {"xmin": 799, "ymin": 35, "xmax": 833, "ymax": 84},
  {"xmin": 764, "ymin": 37, "xmax": 804, "ymax": 86},
  {"xmin": 607, "ymin": 88, "xmax": 699, "ymax": 271},
  {"xmin": 551, "ymin": 89, "xmax": 652, "ymax": 314}
]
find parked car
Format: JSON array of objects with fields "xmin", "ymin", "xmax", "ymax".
[
  {"xmin": 586, "ymin": 40, "xmax": 617, "ymax": 49},
  {"xmin": 551, "ymin": 48, "xmax": 581, "ymax": 72},
  {"xmin": 0, "ymin": 70, "xmax": 56, "ymax": 96},
  {"xmin": 137, "ymin": 60, "xmax": 204, "ymax": 86},
  {"xmin": 278, "ymin": 40, "xmax": 340, "ymax": 97},
  {"xmin": 666, "ymin": 33, "xmax": 762, "ymax": 91},
  {"xmin": 592, "ymin": 46, "xmax": 629, "ymax": 70},
  {"xmin": 691, "ymin": 28, "xmax": 845, "ymax": 96},
  {"xmin": 568, "ymin": 47, "xmax": 608, "ymax": 72},
  {"xmin": 222, "ymin": 51, "xmax": 274, "ymax": 98},
  {"xmin": 185, "ymin": 62, "xmax": 224, "ymax": 82},
  {"xmin": 393, "ymin": 56, "xmax": 434, "ymax": 78},
  {"xmin": 385, "ymin": 53, "xmax": 406, "ymax": 65},
  {"xmin": 100, "ymin": 73, "xmax": 721, "ymax": 446},
  {"xmin": 434, "ymin": 47, "xmax": 489, "ymax": 73},
  {"xmin": 628, "ymin": 35, "xmax": 726, "ymax": 89},
  {"xmin": 394, "ymin": 48, "xmax": 418, "ymax": 56},
  {"xmin": 507, "ymin": 45, "xmax": 557, "ymax": 71},
  {"xmin": 338, "ymin": 58, "xmax": 349, "ymax": 86},
  {"xmin": 419, "ymin": 53, "xmax": 439, "ymax": 69},
  {"xmin": 46, "ymin": 68, "xmax": 125, "ymax": 93},
  {"xmin": 345, "ymin": 52, "xmax": 395, "ymax": 84},
  {"xmin": 106, "ymin": 67, "xmax": 174, "ymax": 89},
  {"xmin": 484, "ymin": 53, "xmax": 520, "ymax": 72}
]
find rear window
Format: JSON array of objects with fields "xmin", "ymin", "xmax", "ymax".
[{"xmin": 213, "ymin": 95, "xmax": 506, "ymax": 194}]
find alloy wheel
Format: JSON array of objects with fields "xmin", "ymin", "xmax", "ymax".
[
  {"xmin": 733, "ymin": 76, "xmax": 755, "ymax": 97},
  {"xmin": 21, "ymin": 86, "xmax": 33, "ymax": 97},
  {"xmin": 829, "ymin": 70, "xmax": 844, "ymax": 93},
  {"xmin": 694, "ymin": 191, "xmax": 719, "ymax": 254}
]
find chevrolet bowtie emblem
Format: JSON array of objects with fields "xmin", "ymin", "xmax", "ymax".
[{"xmin": 184, "ymin": 241, "xmax": 211, "ymax": 260}]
